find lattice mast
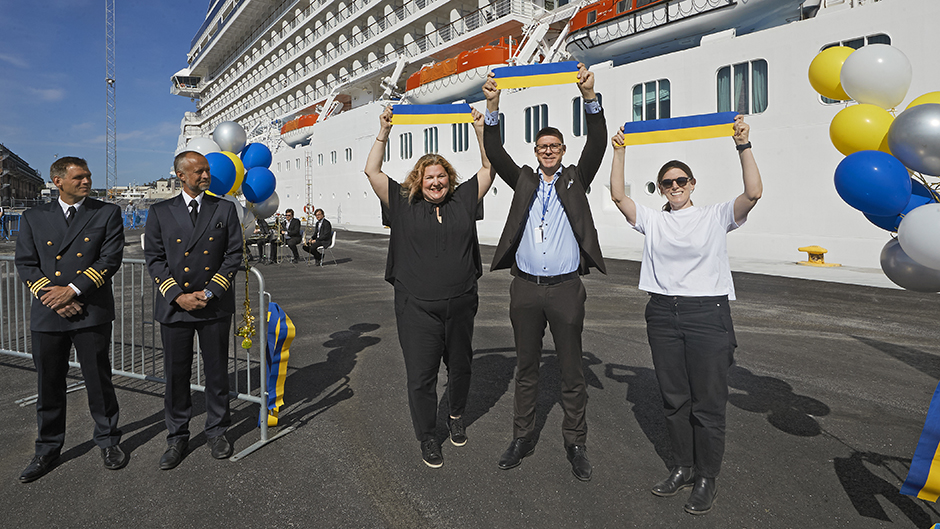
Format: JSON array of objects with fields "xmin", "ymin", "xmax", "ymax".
[{"xmin": 105, "ymin": 0, "xmax": 117, "ymax": 198}]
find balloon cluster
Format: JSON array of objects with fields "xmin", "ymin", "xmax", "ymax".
[
  {"xmin": 808, "ymin": 44, "xmax": 940, "ymax": 292},
  {"xmin": 184, "ymin": 121, "xmax": 281, "ymax": 238}
]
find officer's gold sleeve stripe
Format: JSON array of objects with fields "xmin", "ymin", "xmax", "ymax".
[
  {"xmin": 84, "ymin": 268, "xmax": 104, "ymax": 287},
  {"xmin": 31, "ymin": 277, "xmax": 52, "ymax": 297},
  {"xmin": 159, "ymin": 278, "xmax": 178, "ymax": 296},
  {"xmin": 211, "ymin": 274, "xmax": 230, "ymax": 290}
]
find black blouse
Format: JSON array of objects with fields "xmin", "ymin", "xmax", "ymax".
[{"xmin": 384, "ymin": 175, "xmax": 482, "ymax": 300}]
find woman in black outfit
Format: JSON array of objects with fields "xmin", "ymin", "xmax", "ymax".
[{"xmin": 364, "ymin": 105, "xmax": 493, "ymax": 468}]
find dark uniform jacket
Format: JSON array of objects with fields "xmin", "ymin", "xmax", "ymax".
[
  {"xmin": 484, "ymin": 109, "xmax": 608, "ymax": 276},
  {"xmin": 15, "ymin": 198, "xmax": 124, "ymax": 332},
  {"xmin": 144, "ymin": 193, "xmax": 242, "ymax": 324},
  {"xmin": 312, "ymin": 218, "xmax": 332, "ymax": 243}
]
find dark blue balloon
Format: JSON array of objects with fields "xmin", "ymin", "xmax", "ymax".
[
  {"xmin": 864, "ymin": 179, "xmax": 938, "ymax": 232},
  {"xmin": 205, "ymin": 152, "xmax": 236, "ymax": 196},
  {"xmin": 242, "ymin": 167, "xmax": 276, "ymax": 203},
  {"xmin": 240, "ymin": 143, "xmax": 273, "ymax": 170},
  {"xmin": 834, "ymin": 150, "xmax": 911, "ymax": 216}
]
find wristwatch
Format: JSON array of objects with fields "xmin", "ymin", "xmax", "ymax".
[{"xmin": 203, "ymin": 289, "xmax": 214, "ymax": 301}]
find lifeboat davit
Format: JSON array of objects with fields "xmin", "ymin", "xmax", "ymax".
[
  {"xmin": 405, "ymin": 39, "xmax": 510, "ymax": 105},
  {"xmin": 565, "ymin": 0, "xmax": 805, "ymax": 67},
  {"xmin": 279, "ymin": 113, "xmax": 319, "ymax": 147}
]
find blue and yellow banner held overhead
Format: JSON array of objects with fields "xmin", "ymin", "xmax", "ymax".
[
  {"xmin": 492, "ymin": 61, "xmax": 580, "ymax": 90},
  {"xmin": 391, "ymin": 103, "xmax": 474, "ymax": 125},
  {"xmin": 262, "ymin": 302, "xmax": 294, "ymax": 427},
  {"xmin": 901, "ymin": 381, "xmax": 940, "ymax": 503},
  {"xmin": 620, "ymin": 111, "xmax": 738, "ymax": 146}
]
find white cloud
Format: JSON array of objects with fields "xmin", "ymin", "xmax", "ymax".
[
  {"xmin": 0, "ymin": 53, "xmax": 28, "ymax": 68},
  {"xmin": 27, "ymin": 87, "xmax": 66, "ymax": 102}
]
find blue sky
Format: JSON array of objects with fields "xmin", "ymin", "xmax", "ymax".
[{"xmin": 0, "ymin": 0, "xmax": 205, "ymax": 187}]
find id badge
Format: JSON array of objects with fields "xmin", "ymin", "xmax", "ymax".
[{"xmin": 533, "ymin": 225, "xmax": 543, "ymax": 244}]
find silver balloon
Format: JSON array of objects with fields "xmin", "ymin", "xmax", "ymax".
[
  {"xmin": 880, "ymin": 238, "xmax": 940, "ymax": 292},
  {"xmin": 212, "ymin": 121, "xmax": 247, "ymax": 154},
  {"xmin": 887, "ymin": 103, "xmax": 940, "ymax": 176},
  {"xmin": 246, "ymin": 190, "xmax": 279, "ymax": 219},
  {"xmin": 184, "ymin": 137, "xmax": 220, "ymax": 156},
  {"xmin": 219, "ymin": 194, "xmax": 251, "ymax": 226}
]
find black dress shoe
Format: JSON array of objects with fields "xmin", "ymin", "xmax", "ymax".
[
  {"xmin": 208, "ymin": 434, "xmax": 233, "ymax": 459},
  {"xmin": 684, "ymin": 476, "xmax": 718, "ymax": 515},
  {"xmin": 19, "ymin": 454, "xmax": 59, "ymax": 483},
  {"xmin": 101, "ymin": 445, "xmax": 128, "ymax": 470},
  {"xmin": 566, "ymin": 444, "xmax": 592, "ymax": 481},
  {"xmin": 498, "ymin": 438, "xmax": 535, "ymax": 470},
  {"xmin": 159, "ymin": 440, "xmax": 188, "ymax": 470},
  {"xmin": 651, "ymin": 466, "xmax": 695, "ymax": 497}
]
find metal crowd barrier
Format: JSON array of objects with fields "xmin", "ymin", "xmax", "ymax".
[{"xmin": 0, "ymin": 256, "xmax": 293, "ymax": 459}]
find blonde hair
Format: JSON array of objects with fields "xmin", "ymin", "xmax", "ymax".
[{"xmin": 401, "ymin": 154, "xmax": 459, "ymax": 202}]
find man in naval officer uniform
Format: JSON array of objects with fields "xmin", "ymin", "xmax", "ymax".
[
  {"xmin": 15, "ymin": 156, "xmax": 126, "ymax": 483},
  {"xmin": 144, "ymin": 151, "xmax": 242, "ymax": 469}
]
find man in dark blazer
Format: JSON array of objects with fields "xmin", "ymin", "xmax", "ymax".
[
  {"xmin": 280, "ymin": 208, "xmax": 302, "ymax": 263},
  {"xmin": 302, "ymin": 208, "xmax": 332, "ymax": 265},
  {"xmin": 15, "ymin": 156, "xmax": 126, "ymax": 483},
  {"xmin": 482, "ymin": 64, "xmax": 606, "ymax": 481},
  {"xmin": 144, "ymin": 151, "xmax": 242, "ymax": 469}
]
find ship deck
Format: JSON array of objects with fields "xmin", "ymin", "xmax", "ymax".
[{"xmin": 1, "ymin": 229, "xmax": 938, "ymax": 528}]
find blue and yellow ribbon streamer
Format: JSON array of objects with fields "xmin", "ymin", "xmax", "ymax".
[
  {"xmin": 391, "ymin": 103, "xmax": 474, "ymax": 125},
  {"xmin": 901, "ymin": 380, "xmax": 940, "ymax": 502},
  {"xmin": 492, "ymin": 61, "xmax": 580, "ymax": 90},
  {"xmin": 621, "ymin": 111, "xmax": 737, "ymax": 146},
  {"xmin": 263, "ymin": 301, "xmax": 294, "ymax": 427}
]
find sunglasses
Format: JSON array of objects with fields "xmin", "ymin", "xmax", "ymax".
[{"xmin": 659, "ymin": 177, "xmax": 692, "ymax": 188}]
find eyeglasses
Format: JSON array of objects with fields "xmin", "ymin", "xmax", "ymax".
[
  {"xmin": 535, "ymin": 143, "xmax": 564, "ymax": 153},
  {"xmin": 659, "ymin": 177, "xmax": 692, "ymax": 188}
]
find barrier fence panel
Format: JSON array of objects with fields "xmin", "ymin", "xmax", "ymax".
[{"xmin": 0, "ymin": 255, "xmax": 289, "ymax": 457}]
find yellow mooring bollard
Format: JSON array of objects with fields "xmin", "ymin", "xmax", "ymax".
[{"xmin": 797, "ymin": 245, "xmax": 841, "ymax": 267}]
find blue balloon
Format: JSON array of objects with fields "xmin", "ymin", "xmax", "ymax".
[
  {"xmin": 834, "ymin": 150, "xmax": 911, "ymax": 216},
  {"xmin": 242, "ymin": 167, "xmax": 276, "ymax": 203},
  {"xmin": 864, "ymin": 179, "xmax": 938, "ymax": 231},
  {"xmin": 205, "ymin": 152, "xmax": 236, "ymax": 196},
  {"xmin": 241, "ymin": 143, "xmax": 273, "ymax": 170}
]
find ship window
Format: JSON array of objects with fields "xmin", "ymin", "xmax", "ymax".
[
  {"xmin": 572, "ymin": 93, "xmax": 603, "ymax": 137},
  {"xmin": 524, "ymin": 105, "xmax": 549, "ymax": 143},
  {"xmin": 819, "ymin": 34, "xmax": 891, "ymax": 104},
  {"xmin": 717, "ymin": 60, "xmax": 767, "ymax": 115},
  {"xmin": 277, "ymin": 162, "xmax": 282, "ymax": 172},
  {"xmin": 586, "ymin": 10, "xmax": 597, "ymax": 24},
  {"xmin": 331, "ymin": 151, "xmax": 337, "ymax": 164},
  {"xmin": 499, "ymin": 113, "xmax": 506, "ymax": 145},
  {"xmin": 616, "ymin": 0, "xmax": 628, "ymax": 13},
  {"xmin": 631, "ymin": 80, "xmax": 669, "ymax": 121},
  {"xmin": 287, "ymin": 160, "xmax": 291, "ymax": 170},
  {"xmin": 636, "ymin": 0, "xmax": 658, "ymax": 7},
  {"xmin": 424, "ymin": 127, "xmax": 439, "ymax": 154},
  {"xmin": 296, "ymin": 158, "xmax": 301, "ymax": 168},
  {"xmin": 452, "ymin": 123, "xmax": 470, "ymax": 153},
  {"xmin": 400, "ymin": 132, "xmax": 413, "ymax": 160},
  {"xmin": 384, "ymin": 140, "xmax": 391, "ymax": 162},
  {"xmin": 345, "ymin": 148, "xmax": 353, "ymax": 162},
  {"xmin": 318, "ymin": 153, "xmax": 324, "ymax": 166}
]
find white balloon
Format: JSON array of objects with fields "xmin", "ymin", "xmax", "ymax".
[
  {"xmin": 184, "ymin": 137, "xmax": 221, "ymax": 156},
  {"xmin": 898, "ymin": 203, "xmax": 940, "ymax": 270},
  {"xmin": 213, "ymin": 121, "xmax": 247, "ymax": 154},
  {"xmin": 840, "ymin": 44, "xmax": 912, "ymax": 109}
]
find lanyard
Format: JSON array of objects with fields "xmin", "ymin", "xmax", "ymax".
[{"xmin": 539, "ymin": 171, "xmax": 555, "ymax": 228}]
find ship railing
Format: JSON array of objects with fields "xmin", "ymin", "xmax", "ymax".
[
  {"xmin": 571, "ymin": 0, "xmax": 733, "ymax": 48},
  {"xmin": 0, "ymin": 256, "xmax": 291, "ymax": 460}
]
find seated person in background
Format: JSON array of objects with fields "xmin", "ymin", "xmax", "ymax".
[
  {"xmin": 250, "ymin": 219, "xmax": 274, "ymax": 264},
  {"xmin": 302, "ymin": 208, "xmax": 333, "ymax": 265},
  {"xmin": 281, "ymin": 209, "xmax": 302, "ymax": 264}
]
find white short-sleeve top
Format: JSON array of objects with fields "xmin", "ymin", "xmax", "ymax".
[{"xmin": 633, "ymin": 200, "xmax": 743, "ymax": 300}]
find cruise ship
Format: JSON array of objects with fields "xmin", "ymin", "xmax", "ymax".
[{"xmin": 171, "ymin": 0, "xmax": 940, "ymax": 280}]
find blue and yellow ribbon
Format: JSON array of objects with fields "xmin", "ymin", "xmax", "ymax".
[
  {"xmin": 492, "ymin": 61, "xmax": 580, "ymax": 89},
  {"xmin": 391, "ymin": 103, "xmax": 474, "ymax": 125},
  {"xmin": 263, "ymin": 301, "xmax": 294, "ymax": 427},
  {"xmin": 621, "ymin": 111, "xmax": 737, "ymax": 146},
  {"xmin": 901, "ymin": 381, "xmax": 940, "ymax": 502}
]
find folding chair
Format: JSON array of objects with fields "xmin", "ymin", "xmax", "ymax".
[{"xmin": 319, "ymin": 231, "xmax": 337, "ymax": 266}]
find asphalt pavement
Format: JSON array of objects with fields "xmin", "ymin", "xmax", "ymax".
[{"xmin": 0, "ymin": 229, "xmax": 938, "ymax": 528}]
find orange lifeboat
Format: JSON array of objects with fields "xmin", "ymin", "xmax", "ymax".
[
  {"xmin": 279, "ymin": 113, "xmax": 319, "ymax": 147},
  {"xmin": 405, "ymin": 38, "xmax": 511, "ymax": 104}
]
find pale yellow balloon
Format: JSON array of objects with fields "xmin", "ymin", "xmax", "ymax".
[
  {"xmin": 809, "ymin": 46, "xmax": 855, "ymax": 101},
  {"xmin": 829, "ymin": 104, "xmax": 894, "ymax": 156},
  {"xmin": 906, "ymin": 92, "xmax": 940, "ymax": 110},
  {"xmin": 220, "ymin": 151, "xmax": 246, "ymax": 195}
]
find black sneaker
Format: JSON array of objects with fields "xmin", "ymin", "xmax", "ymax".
[
  {"xmin": 448, "ymin": 416, "xmax": 467, "ymax": 447},
  {"xmin": 421, "ymin": 439, "xmax": 443, "ymax": 468}
]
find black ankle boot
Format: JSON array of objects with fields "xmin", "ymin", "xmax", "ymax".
[
  {"xmin": 651, "ymin": 466, "xmax": 694, "ymax": 497},
  {"xmin": 684, "ymin": 476, "xmax": 717, "ymax": 515}
]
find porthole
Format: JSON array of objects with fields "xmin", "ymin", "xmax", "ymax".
[{"xmin": 645, "ymin": 181, "xmax": 657, "ymax": 195}]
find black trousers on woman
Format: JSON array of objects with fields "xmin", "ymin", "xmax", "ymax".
[
  {"xmin": 645, "ymin": 294, "xmax": 736, "ymax": 478},
  {"xmin": 394, "ymin": 282, "xmax": 478, "ymax": 442}
]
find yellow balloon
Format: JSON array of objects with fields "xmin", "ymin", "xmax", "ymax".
[
  {"xmin": 809, "ymin": 46, "xmax": 855, "ymax": 101},
  {"xmin": 220, "ymin": 151, "xmax": 245, "ymax": 195},
  {"xmin": 829, "ymin": 104, "xmax": 894, "ymax": 156},
  {"xmin": 906, "ymin": 91, "xmax": 940, "ymax": 110}
]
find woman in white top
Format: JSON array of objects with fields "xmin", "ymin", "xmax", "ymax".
[{"xmin": 609, "ymin": 115, "xmax": 761, "ymax": 515}]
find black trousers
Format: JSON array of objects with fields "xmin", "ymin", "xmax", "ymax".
[
  {"xmin": 645, "ymin": 294, "xmax": 736, "ymax": 478},
  {"xmin": 303, "ymin": 240, "xmax": 327, "ymax": 260},
  {"xmin": 285, "ymin": 236, "xmax": 302, "ymax": 260},
  {"xmin": 31, "ymin": 323, "xmax": 121, "ymax": 456},
  {"xmin": 160, "ymin": 317, "xmax": 232, "ymax": 443},
  {"xmin": 509, "ymin": 276, "xmax": 587, "ymax": 446},
  {"xmin": 394, "ymin": 282, "xmax": 478, "ymax": 442}
]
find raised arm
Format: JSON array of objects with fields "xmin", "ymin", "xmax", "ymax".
[
  {"xmin": 482, "ymin": 72, "xmax": 521, "ymax": 189},
  {"xmin": 732, "ymin": 115, "xmax": 762, "ymax": 225},
  {"xmin": 363, "ymin": 105, "xmax": 393, "ymax": 206},
  {"xmin": 609, "ymin": 127, "xmax": 637, "ymax": 226},
  {"xmin": 472, "ymin": 107, "xmax": 495, "ymax": 201},
  {"xmin": 574, "ymin": 63, "xmax": 607, "ymax": 187}
]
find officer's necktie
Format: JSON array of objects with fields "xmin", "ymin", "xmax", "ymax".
[
  {"xmin": 66, "ymin": 206, "xmax": 76, "ymax": 227},
  {"xmin": 189, "ymin": 199, "xmax": 198, "ymax": 226}
]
